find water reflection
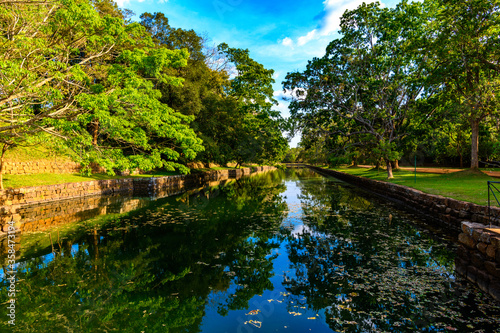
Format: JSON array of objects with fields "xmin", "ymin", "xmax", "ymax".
[
  {"xmin": 285, "ymin": 173, "xmax": 500, "ymax": 332},
  {"xmin": 0, "ymin": 169, "xmax": 499, "ymax": 332}
]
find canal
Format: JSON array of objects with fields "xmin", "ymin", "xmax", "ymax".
[{"xmin": 1, "ymin": 168, "xmax": 500, "ymax": 332}]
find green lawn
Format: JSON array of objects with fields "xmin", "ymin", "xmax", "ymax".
[
  {"xmin": 1, "ymin": 165, "xmax": 255, "ymax": 189},
  {"xmin": 2, "ymin": 170, "xmax": 184, "ymax": 189},
  {"xmin": 330, "ymin": 166, "xmax": 498, "ymax": 206},
  {"xmin": 2, "ymin": 173, "xmax": 150, "ymax": 189}
]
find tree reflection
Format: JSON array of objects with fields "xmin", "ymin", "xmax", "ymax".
[
  {"xmin": 284, "ymin": 179, "xmax": 500, "ymax": 332},
  {"xmin": 0, "ymin": 171, "xmax": 288, "ymax": 332}
]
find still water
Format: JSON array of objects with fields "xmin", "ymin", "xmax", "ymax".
[{"xmin": 1, "ymin": 168, "xmax": 500, "ymax": 332}]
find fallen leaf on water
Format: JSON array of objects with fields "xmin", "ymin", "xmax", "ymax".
[
  {"xmin": 246, "ymin": 310, "xmax": 261, "ymax": 315},
  {"xmin": 244, "ymin": 320, "xmax": 262, "ymax": 328}
]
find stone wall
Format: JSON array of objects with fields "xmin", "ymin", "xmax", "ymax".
[
  {"xmin": 0, "ymin": 166, "xmax": 276, "ymax": 236},
  {"xmin": 2, "ymin": 160, "xmax": 104, "ymax": 175},
  {"xmin": 310, "ymin": 166, "xmax": 500, "ymax": 232},
  {"xmin": 456, "ymin": 222, "xmax": 500, "ymax": 301},
  {"xmin": 17, "ymin": 195, "xmax": 148, "ymax": 233}
]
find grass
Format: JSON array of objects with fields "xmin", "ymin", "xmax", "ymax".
[
  {"xmin": 2, "ymin": 173, "xmax": 154, "ymax": 189},
  {"xmin": 4, "ymin": 142, "xmax": 76, "ymax": 162},
  {"xmin": 330, "ymin": 166, "xmax": 497, "ymax": 206},
  {"xmin": 1, "ymin": 166, "xmax": 244, "ymax": 189}
]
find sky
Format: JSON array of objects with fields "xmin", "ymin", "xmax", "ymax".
[{"xmin": 115, "ymin": 0, "xmax": 401, "ymax": 147}]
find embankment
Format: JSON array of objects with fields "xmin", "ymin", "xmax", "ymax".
[
  {"xmin": 309, "ymin": 165, "xmax": 500, "ymax": 302},
  {"xmin": 0, "ymin": 166, "xmax": 276, "ymax": 236},
  {"xmin": 309, "ymin": 166, "xmax": 499, "ymax": 232}
]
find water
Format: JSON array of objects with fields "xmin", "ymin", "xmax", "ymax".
[{"xmin": 1, "ymin": 168, "xmax": 499, "ymax": 332}]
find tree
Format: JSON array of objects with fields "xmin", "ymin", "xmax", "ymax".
[
  {"xmin": 284, "ymin": 1, "xmax": 434, "ymax": 178},
  {"xmin": 429, "ymin": 0, "xmax": 500, "ymax": 169},
  {"xmin": 0, "ymin": 0, "xmax": 122, "ymax": 186},
  {"xmin": 217, "ymin": 43, "xmax": 288, "ymax": 166},
  {"xmin": 0, "ymin": 0, "xmax": 204, "ymax": 185}
]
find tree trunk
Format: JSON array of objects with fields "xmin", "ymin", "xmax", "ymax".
[
  {"xmin": 391, "ymin": 160, "xmax": 399, "ymax": 170},
  {"xmin": 0, "ymin": 144, "xmax": 10, "ymax": 190},
  {"xmin": 470, "ymin": 118, "xmax": 479, "ymax": 169},
  {"xmin": 386, "ymin": 159, "xmax": 394, "ymax": 179},
  {"xmin": 352, "ymin": 156, "xmax": 358, "ymax": 167},
  {"xmin": 375, "ymin": 160, "xmax": 381, "ymax": 170},
  {"xmin": 89, "ymin": 120, "xmax": 99, "ymax": 146}
]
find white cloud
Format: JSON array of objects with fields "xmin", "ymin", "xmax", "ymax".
[
  {"xmin": 114, "ymin": 0, "xmax": 128, "ymax": 6},
  {"xmin": 272, "ymin": 91, "xmax": 291, "ymax": 116},
  {"xmin": 281, "ymin": 37, "xmax": 294, "ymax": 47},
  {"xmin": 297, "ymin": 29, "xmax": 319, "ymax": 46},
  {"xmin": 289, "ymin": 0, "xmax": 382, "ymax": 47}
]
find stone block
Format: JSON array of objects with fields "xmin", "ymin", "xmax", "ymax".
[
  {"xmin": 485, "ymin": 261, "xmax": 500, "ymax": 279},
  {"xmin": 472, "ymin": 229, "xmax": 483, "ymax": 241},
  {"xmin": 489, "ymin": 279, "xmax": 500, "ymax": 302},
  {"xmin": 486, "ymin": 245, "xmax": 496, "ymax": 260},
  {"xmin": 462, "ymin": 221, "xmax": 473, "ymax": 235},
  {"xmin": 441, "ymin": 214, "xmax": 451, "ymax": 223},
  {"xmin": 477, "ymin": 242, "xmax": 488, "ymax": 254},
  {"xmin": 467, "ymin": 265, "xmax": 478, "ymax": 283},
  {"xmin": 492, "ymin": 236, "xmax": 500, "ymax": 249},
  {"xmin": 459, "ymin": 211, "xmax": 472, "ymax": 219},
  {"xmin": 477, "ymin": 269, "xmax": 491, "ymax": 293},
  {"xmin": 455, "ymin": 258, "xmax": 468, "ymax": 277},
  {"xmin": 458, "ymin": 233, "xmax": 477, "ymax": 249},
  {"xmin": 471, "ymin": 252, "xmax": 485, "ymax": 269},
  {"xmin": 480, "ymin": 231, "xmax": 492, "ymax": 244},
  {"xmin": 490, "ymin": 207, "xmax": 500, "ymax": 218},
  {"xmin": 471, "ymin": 204, "xmax": 486, "ymax": 215}
]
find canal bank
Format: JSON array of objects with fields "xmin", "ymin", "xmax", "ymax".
[
  {"xmin": 0, "ymin": 166, "xmax": 276, "ymax": 237},
  {"xmin": 308, "ymin": 165, "xmax": 500, "ymax": 232},
  {"xmin": 2, "ymin": 168, "xmax": 499, "ymax": 332},
  {"xmin": 308, "ymin": 165, "xmax": 500, "ymax": 302}
]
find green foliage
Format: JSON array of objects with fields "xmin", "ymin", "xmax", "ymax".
[
  {"xmin": 284, "ymin": 1, "xmax": 433, "ymax": 178},
  {"xmin": 428, "ymin": 0, "xmax": 500, "ymax": 168},
  {"xmin": 139, "ymin": 13, "xmax": 287, "ymax": 168},
  {"xmin": 286, "ymin": 0, "xmax": 500, "ymax": 171},
  {"xmin": 0, "ymin": 0, "xmax": 208, "ymax": 180}
]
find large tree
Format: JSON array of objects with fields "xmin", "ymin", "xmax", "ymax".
[
  {"xmin": 217, "ymin": 43, "xmax": 287, "ymax": 166},
  {"xmin": 429, "ymin": 0, "xmax": 500, "ymax": 169},
  {"xmin": 284, "ymin": 1, "xmax": 434, "ymax": 178},
  {"xmin": 0, "ymin": 0, "xmax": 204, "ymax": 184}
]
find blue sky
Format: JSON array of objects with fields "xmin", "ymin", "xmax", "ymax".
[{"xmin": 116, "ymin": 0, "xmax": 401, "ymax": 146}]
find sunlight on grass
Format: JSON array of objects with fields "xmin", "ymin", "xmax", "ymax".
[
  {"xmin": 2, "ymin": 167, "xmax": 236, "ymax": 189},
  {"xmin": 2, "ymin": 173, "xmax": 155, "ymax": 189},
  {"xmin": 332, "ymin": 167, "xmax": 497, "ymax": 205}
]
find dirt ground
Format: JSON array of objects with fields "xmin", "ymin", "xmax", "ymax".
[{"xmin": 359, "ymin": 165, "xmax": 500, "ymax": 178}]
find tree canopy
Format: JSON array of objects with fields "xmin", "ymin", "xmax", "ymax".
[
  {"xmin": 0, "ymin": 1, "xmax": 287, "ymax": 186},
  {"xmin": 283, "ymin": 0, "xmax": 500, "ymax": 174}
]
